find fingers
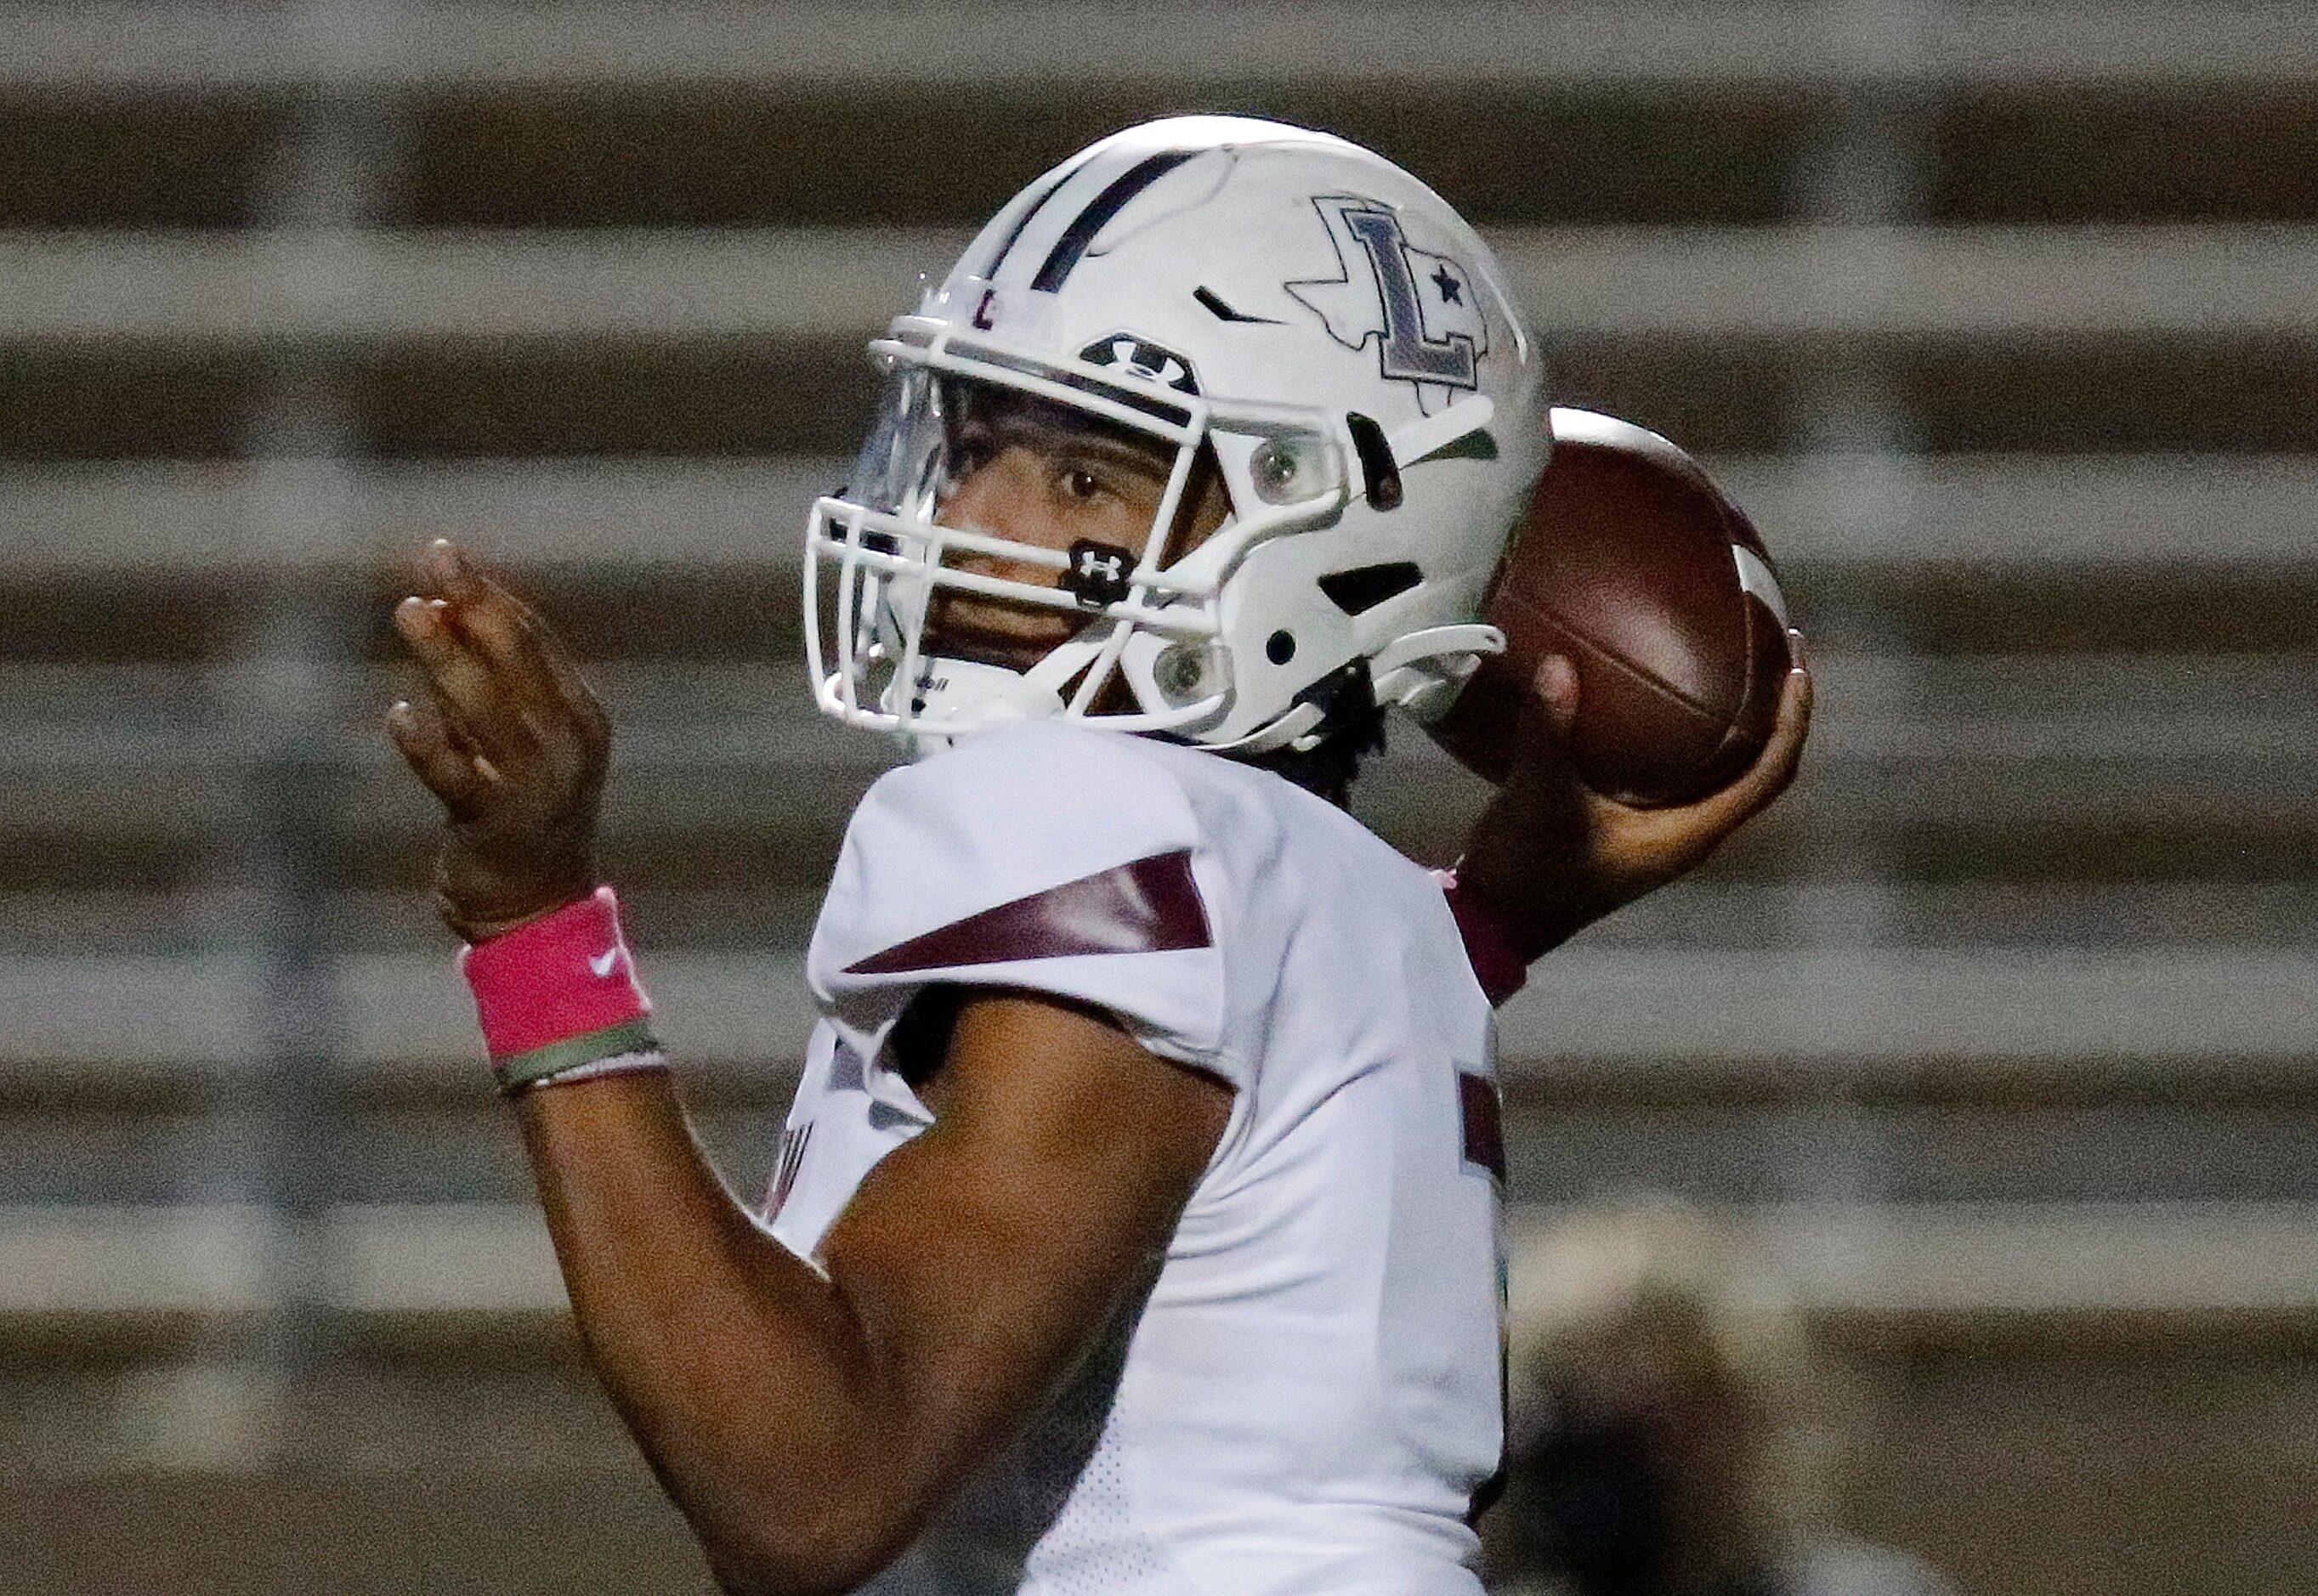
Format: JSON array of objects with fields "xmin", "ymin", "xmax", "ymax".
[
  {"xmin": 434, "ymin": 540, "xmax": 612, "ymax": 745},
  {"xmin": 428, "ymin": 543, "xmax": 571, "ymax": 711},
  {"xmin": 1501, "ymin": 653, "xmax": 1583, "ymax": 779},
  {"xmin": 1531, "ymin": 654, "xmax": 1580, "ymax": 738},
  {"xmin": 387, "ymin": 694, "xmax": 490, "ymax": 814},
  {"xmin": 394, "ymin": 592, "xmax": 528, "ymax": 760},
  {"xmin": 1760, "ymin": 641, "xmax": 1815, "ymax": 784},
  {"xmin": 1695, "ymin": 650, "xmax": 1814, "ymax": 826},
  {"xmin": 1502, "ymin": 648, "xmax": 1595, "ymax": 792},
  {"xmin": 394, "ymin": 540, "xmax": 607, "ymax": 767}
]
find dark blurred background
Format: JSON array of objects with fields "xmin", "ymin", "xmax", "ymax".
[{"xmin": 3, "ymin": 3, "xmax": 2316, "ymax": 1593}]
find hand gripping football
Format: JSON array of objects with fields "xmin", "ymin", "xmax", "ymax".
[{"xmin": 1430, "ymin": 406, "xmax": 1794, "ymax": 806}]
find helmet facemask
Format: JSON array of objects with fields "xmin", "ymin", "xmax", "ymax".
[{"xmin": 806, "ymin": 323, "xmax": 1353, "ymax": 747}]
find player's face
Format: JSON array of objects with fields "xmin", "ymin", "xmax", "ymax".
[{"xmin": 927, "ymin": 387, "xmax": 1227, "ymax": 669}]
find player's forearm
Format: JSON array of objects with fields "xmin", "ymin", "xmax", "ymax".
[
  {"xmin": 445, "ymin": 891, "xmax": 932, "ymax": 1588},
  {"xmin": 1456, "ymin": 778, "xmax": 1613, "ymax": 961},
  {"xmin": 513, "ymin": 1072, "xmax": 916, "ymax": 1594}
]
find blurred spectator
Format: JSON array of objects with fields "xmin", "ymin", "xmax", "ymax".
[{"xmin": 1488, "ymin": 1201, "xmax": 1954, "ymax": 1596}]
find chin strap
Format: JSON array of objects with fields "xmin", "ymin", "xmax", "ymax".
[
  {"xmin": 1205, "ymin": 622, "xmax": 1506, "ymax": 756},
  {"xmin": 1200, "ymin": 659, "xmax": 1368, "ymax": 756},
  {"xmin": 1370, "ymin": 622, "xmax": 1505, "ymax": 724},
  {"xmin": 1207, "ymin": 701, "xmax": 1325, "ymax": 756}
]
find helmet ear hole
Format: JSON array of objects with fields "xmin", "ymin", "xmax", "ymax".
[
  {"xmin": 1149, "ymin": 638, "xmax": 1232, "ymax": 709},
  {"xmin": 1247, "ymin": 431, "xmax": 1340, "ymax": 507}
]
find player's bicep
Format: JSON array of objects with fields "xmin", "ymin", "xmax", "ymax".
[{"xmin": 814, "ymin": 990, "xmax": 1230, "ymax": 1507}]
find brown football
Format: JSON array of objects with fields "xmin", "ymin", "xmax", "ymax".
[{"xmin": 1430, "ymin": 406, "xmax": 1794, "ymax": 806}]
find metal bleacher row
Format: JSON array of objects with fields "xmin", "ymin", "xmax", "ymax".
[{"xmin": 3, "ymin": 3, "xmax": 2316, "ymax": 1590}]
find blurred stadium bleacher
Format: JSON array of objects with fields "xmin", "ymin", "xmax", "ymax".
[{"xmin": 3, "ymin": 3, "xmax": 2316, "ymax": 1593}]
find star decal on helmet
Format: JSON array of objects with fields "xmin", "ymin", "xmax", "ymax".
[
  {"xmin": 1078, "ymin": 333, "xmax": 1201, "ymax": 394},
  {"xmin": 1284, "ymin": 195, "xmax": 1489, "ymax": 416}
]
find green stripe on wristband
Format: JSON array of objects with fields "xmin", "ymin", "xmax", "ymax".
[{"xmin": 492, "ymin": 1018, "xmax": 662, "ymax": 1092}]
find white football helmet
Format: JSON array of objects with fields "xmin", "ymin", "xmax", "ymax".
[{"xmin": 805, "ymin": 114, "xmax": 1548, "ymax": 755}]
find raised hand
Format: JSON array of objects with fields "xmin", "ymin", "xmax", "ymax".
[
  {"xmin": 1454, "ymin": 640, "xmax": 1812, "ymax": 959},
  {"xmin": 387, "ymin": 539, "xmax": 611, "ymax": 942}
]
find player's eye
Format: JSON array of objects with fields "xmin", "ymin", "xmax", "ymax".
[
  {"xmin": 1058, "ymin": 466, "xmax": 1108, "ymax": 501},
  {"xmin": 1043, "ymin": 449, "xmax": 1137, "ymax": 509}
]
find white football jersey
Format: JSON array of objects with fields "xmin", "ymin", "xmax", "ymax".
[{"xmin": 769, "ymin": 719, "xmax": 1506, "ymax": 1596}]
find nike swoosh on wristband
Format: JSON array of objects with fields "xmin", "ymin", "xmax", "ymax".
[
  {"xmin": 588, "ymin": 947, "xmax": 621, "ymax": 978},
  {"xmin": 845, "ymin": 849, "xmax": 1210, "ymax": 976}
]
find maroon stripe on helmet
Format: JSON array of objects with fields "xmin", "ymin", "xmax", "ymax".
[{"xmin": 844, "ymin": 848, "xmax": 1211, "ymax": 976}]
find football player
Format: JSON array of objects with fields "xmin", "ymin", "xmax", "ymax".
[{"xmin": 389, "ymin": 116, "xmax": 1808, "ymax": 1596}]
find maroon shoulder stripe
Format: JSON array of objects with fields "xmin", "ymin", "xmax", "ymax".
[
  {"xmin": 1459, "ymin": 1072, "xmax": 1506, "ymax": 1183},
  {"xmin": 845, "ymin": 848, "xmax": 1211, "ymax": 976}
]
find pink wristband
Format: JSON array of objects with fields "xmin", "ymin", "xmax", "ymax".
[
  {"xmin": 458, "ymin": 886, "xmax": 660, "ymax": 1089},
  {"xmin": 1437, "ymin": 869, "xmax": 1531, "ymax": 1009}
]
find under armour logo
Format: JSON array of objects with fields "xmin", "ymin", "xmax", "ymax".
[
  {"xmin": 1284, "ymin": 196, "xmax": 1489, "ymax": 415},
  {"xmin": 1062, "ymin": 539, "xmax": 1136, "ymax": 608},
  {"xmin": 1078, "ymin": 334, "xmax": 1200, "ymax": 395}
]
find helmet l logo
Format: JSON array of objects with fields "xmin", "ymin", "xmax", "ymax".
[{"xmin": 1285, "ymin": 196, "xmax": 1489, "ymax": 414}]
